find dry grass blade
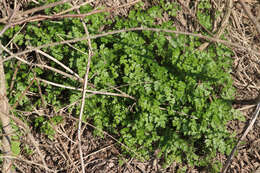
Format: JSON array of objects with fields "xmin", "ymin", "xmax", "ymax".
[
  {"xmin": 83, "ymin": 145, "xmax": 113, "ymax": 159},
  {"xmin": 107, "ymin": 84, "xmax": 136, "ymax": 101},
  {"xmin": 177, "ymin": 0, "xmax": 213, "ymax": 35},
  {"xmin": 0, "ymin": 155, "xmax": 56, "ymax": 172},
  {"xmin": 0, "ymin": 23, "xmax": 11, "ymax": 37},
  {"xmin": 238, "ymin": 0, "xmax": 260, "ymax": 35},
  {"xmin": 68, "ymin": 116, "xmax": 146, "ymax": 162},
  {"xmin": 0, "ymin": 43, "xmax": 85, "ymax": 83},
  {"xmin": 5, "ymin": 23, "xmax": 26, "ymax": 47},
  {"xmin": 52, "ymin": 124, "xmax": 80, "ymax": 172},
  {"xmin": 57, "ymin": 0, "xmax": 96, "ymax": 15},
  {"xmin": 56, "ymin": 34, "xmax": 89, "ymax": 56},
  {"xmin": 1, "ymin": 0, "xmax": 141, "ymax": 26},
  {"xmin": 21, "ymin": 0, "xmax": 72, "ymax": 17},
  {"xmin": 0, "ymin": 0, "xmax": 73, "ymax": 24},
  {"xmin": 0, "ymin": 0, "xmax": 20, "ymax": 37},
  {"xmin": 37, "ymin": 77, "xmax": 135, "ymax": 99},
  {"xmin": 222, "ymin": 103, "xmax": 260, "ymax": 173},
  {"xmin": 9, "ymin": 61, "xmax": 21, "ymax": 92},
  {"xmin": 35, "ymin": 48, "xmax": 82, "ymax": 80}
]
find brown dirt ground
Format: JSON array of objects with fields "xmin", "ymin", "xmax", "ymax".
[{"xmin": 2, "ymin": 0, "xmax": 260, "ymax": 172}]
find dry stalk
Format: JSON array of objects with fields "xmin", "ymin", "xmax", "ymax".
[
  {"xmin": 66, "ymin": 115, "xmax": 146, "ymax": 162},
  {"xmin": 4, "ymin": 110, "xmax": 50, "ymax": 172},
  {"xmin": 0, "ymin": 43, "xmax": 16, "ymax": 173},
  {"xmin": 76, "ymin": 12, "xmax": 94, "ymax": 173},
  {"xmin": 35, "ymin": 49, "xmax": 82, "ymax": 80},
  {"xmin": 0, "ymin": 0, "xmax": 141, "ymax": 26},
  {"xmin": 222, "ymin": 103, "xmax": 260, "ymax": 173},
  {"xmin": 0, "ymin": 109, "xmax": 51, "ymax": 172},
  {"xmin": 37, "ymin": 77, "xmax": 135, "ymax": 99},
  {"xmin": 52, "ymin": 124, "xmax": 80, "ymax": 172},
  {"xmin": 5, "ymin": 23, "xmax": 26, "ymax": 47},
  {"xmin": 0, "ymin": 0, "xmax": 19, "ymax": 37},
  {"xmin": 9, "ymin": 61, "xmax": 21, "ymax": 92},
  {"xmin": 177, "ymin": 0, "xmax": 213, "ymax": 35},
  {"xmin": 57, "ymin": 0, "xmax": 96, "ymax": 15},
  {"xmin": 198, "ymin": 0, "xmax": 233, "ymax": 51},
  {"xmin": 0, "ymin": 0, "xmax": 73, "ymax": 24},
  {"xmin": 0, "ymin": 155, "xmax": 56, "ymax": 172},
  {"xmin": 2, "ymin": 27, "xmax": 260, "ymax": 65},
  {"xmin": 81, "ymin": 145, "xmax": 113, "ymax": 161},
  {"xmin": 0, "ymin": 43, "xmax": 85, "ymax": 84},
  {"xmin": 238, "ymin": 0, "xmax": 260, "ymax": 36},
  {"xmin": 34, "ymin": 75, "xmax": 46, "ymax": 108}
]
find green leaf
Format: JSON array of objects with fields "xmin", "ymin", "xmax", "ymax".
[{"xmin": 11, "ymin": 140, "xmax": 20, "ymax": 156}]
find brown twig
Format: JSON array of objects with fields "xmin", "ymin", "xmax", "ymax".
[
  {"xmin": 5, "ymin": 23, "xmax": 26, "ymax": 47},
  {"xmin": 0, "ymin": 155, "xmax": 55, "ymax": 172},
  {"xmin": 52, "ymin": 123, "xmax": 80, "ymax": 172},
  {"xmin": 34, "ymin": 74, "xmax": 46, "ymax": 108},
  {"xmin": 21, "ymin": 0, "xmax": 72, "ymax": 17},
  {"xmin": 65, "ymin": 115, "xmax": 146, "ymax": 162},
  {"xmin": 238, "ymin": 0, "xmax": 260, "ymax": 36},
  {"xmin": 0, "ymin": 0, "xmax": 73, "ymax": 24},
  {"xmin": 0, "ymin": 43, "xmax": 86, "ymax": 84},
  {"xmin": 0, "ymin": 0, "xmax": 141, "ymax": 26},
  {"xmin": 198, "ymin": 0, "xmax": 233, "ymax": 51},
  {"xmin": 2, "ymin": 27, "xmax": 260, "ymax": 65},
  {"xmin": 76, "ymin": 6, "xmax": 95, "ymax": 172},
  {"xmin": 222, "ymin": 103, "xmax": 260, "ymax": 173},
  {"xmin": 177, "ymin": 0, "xmax": 214, "ymax": 36},
  {"xmin": 0, "ymin": 0, "xmax": 19, "ymax": 37},
  {"xmin": 57, "ymin": 0, "xmax": 95, "ymax": 15},
  {"xmin": 0, "ymin": 110, "xmax": 50, "ymax": 172},
  {"xmin": 9, "ymin": 61, "xmax": 21, "ymax": 92}
]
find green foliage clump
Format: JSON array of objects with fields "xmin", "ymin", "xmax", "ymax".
[
  {"xmin": 1, "ymin": 1, "xmax": 243, "ymax": 171},
  {"xmin": 33, "ymin": 115, "xmax": 63, "ymax": 139},
  {"xmin": 197, "ymin": 0, "xmax": 213, "ymax": 30}
]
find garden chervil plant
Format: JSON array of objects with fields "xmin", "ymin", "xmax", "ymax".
[{"xmin": 1, "ymin": 1, "xmax": 244, "ymax": 171}]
